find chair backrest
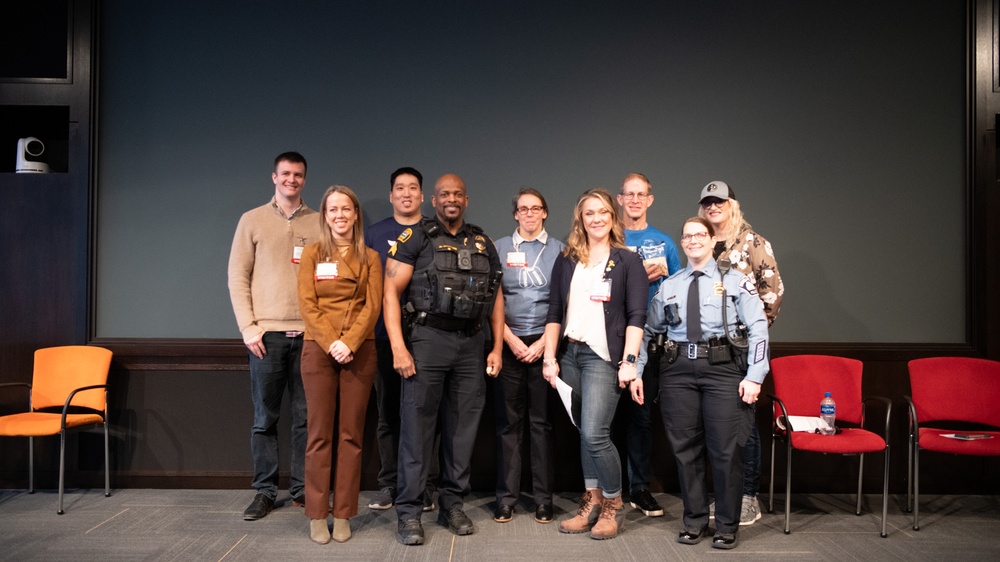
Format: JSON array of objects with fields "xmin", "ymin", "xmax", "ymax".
[
  {"xmin": 31, "ymin": 346, "xmax": 113, "ymax": 411},
  {"xmin": 770, "ymin": 354, "xmax": 865, "ymax": 424},
  {"xmin": 908, "ymin": 357, "xmax": 1000, "ymax": 428}
]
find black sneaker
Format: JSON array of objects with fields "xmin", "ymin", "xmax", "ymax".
[
  {"xmin": 712, "ymin": 532, "xmax": 739, "ymax": 550},
  {"xmin": 243, "ymin": 493, "xmax": 274, "ymax": 520},
  {"xmin": 629, "ymin": 489, "xmax": 664, "ymax": 517},
  {"xmin": 397, "ymin": 518, "xmax": 425, "ymax": 546},
  {"xmin": 438, "ymin": 506, "xmax": 475, "ymax": 535},
  {"xmin": 368, "ymin": 486, "xmax": 395, "ymax": 510}
]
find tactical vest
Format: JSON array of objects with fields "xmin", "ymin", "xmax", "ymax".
[{"xmin": 408, "ymin": 218, "xmax": 496, "ymax": 322}]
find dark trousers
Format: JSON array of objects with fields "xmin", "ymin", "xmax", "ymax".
[
  {"xmin": 743, "ymin": 421, "xmax": 761, "ymax": 497},
  {"xmin": 396, "ymin": 324, "xmax": 486, "ymax": 521},
  {"xmin": 374, "ymin": 339, "xmax": 440, "ymax": 494},
  {"xmin": 659, "ymin": 356, "xmax": 754, "ymax": 534},
  {"xmin": 492, "ymin": 334, "xmax": 554, "ymax": 507},
  {"xmin": 247, "ymin": 332, "xmax": 306, "ymax": 500},
  {"xmin": 373, "ymin": 339, "xmax": 401, "ymax": 489},
  {"xmin": 622, "ymin": 357, "xmax": 658, "ymax": 494}
]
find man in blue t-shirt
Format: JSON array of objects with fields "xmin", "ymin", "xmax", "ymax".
[
  {"xmin": 363, "ymin": 167, "xmax": 437, "ymax": 513},
  {"xmin": 616, "ymin": 172, "xmax": 681, "ymax": 518}
]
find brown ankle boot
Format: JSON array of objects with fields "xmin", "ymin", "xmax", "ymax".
[
  {"xmin": 590, "ymin": 496, "xmax": 624, "ymax": 540},
  {"xmin": 559, "ymin": 489, "xmax": 602, "ymax": 534}
]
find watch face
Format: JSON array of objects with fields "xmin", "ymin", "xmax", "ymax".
[{"xmin": 626, "ymin": 354, "xmax": 637, "ymax": 363}]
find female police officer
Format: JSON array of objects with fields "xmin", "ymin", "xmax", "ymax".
[{"xmin": 631, "ymin": 216, "xmax": 769, "ymax": 550}]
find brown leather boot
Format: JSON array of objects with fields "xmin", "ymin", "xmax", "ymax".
[
  {"xmin": 590, "ymin": 496, "xmax": 624, "ymax": 540},
  {"xmin": 558, "ymin": 488, "xmax": 602, "ymax": 534}
]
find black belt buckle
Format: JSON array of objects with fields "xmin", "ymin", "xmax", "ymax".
[{"xmin": 686, "ymin": 344, "xmax": 698, "ymax": 360}]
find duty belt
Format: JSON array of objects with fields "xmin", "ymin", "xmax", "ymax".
[
  {"xmin": 421, "ymin": 313, "xmax": 475, "ymax": 334},
  {"xmin": 677, "ymin": 342, "xmax": 710, "ymax": 360}
]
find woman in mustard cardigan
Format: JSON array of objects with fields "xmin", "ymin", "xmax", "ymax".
[{"xmin": 297, "ymin": 185, "xmax": 382, "ymax": 544}]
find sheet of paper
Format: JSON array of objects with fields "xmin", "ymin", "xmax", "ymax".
[{"xmin": 554, "ymin": 377, "xmax": 577, "ymax": 428}]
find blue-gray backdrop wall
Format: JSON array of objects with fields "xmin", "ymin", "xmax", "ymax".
[{"xmin": 95, "ymin": 0, "xmax": 965, "ymax": 343}]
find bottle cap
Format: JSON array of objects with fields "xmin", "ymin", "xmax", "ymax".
[{"xmin": 824, "ymin": 392, "xmax": 831, "ymax": 397}]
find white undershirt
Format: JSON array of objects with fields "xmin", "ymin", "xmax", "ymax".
[{"xmin": 563, "ymin": 258, "xmax": 611, "ymax": 362}]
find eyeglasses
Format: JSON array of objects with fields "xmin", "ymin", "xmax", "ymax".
[
  {"xmin": 700, "ymin": 197, "xmax": 727, "ymax": 209},
  {"xmin": 620, "ymin": 192, "xmax": 649, "ymax": 201},
  {"xmin": 517, "ymin": 206, "xmax": 545, "ymax": 215},
  {"xmin": 680, "ymin": 232, "xmax": 710, "ymax": 242}
]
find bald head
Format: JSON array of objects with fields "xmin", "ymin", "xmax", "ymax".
[{"xmin": 432, "ymin": 174, "xmax": 468, "ymax": 227}]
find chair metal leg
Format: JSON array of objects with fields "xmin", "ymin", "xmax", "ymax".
[
  {"xmin": 856, "ymin": 453, "xmax": 865, "ymax": 515},
  {"xmin": 28, "ymin": 435, "xmax": 34, "ymax": 494},
  {"xmin": 913, "ymin": 446, "xmax": 920, "ymax": 531},
  {"xmin": 880, "ymin": 446, "xmax": 889, "ymax": 538},
  {"xmin": 906, "ymin": 432, "xmax": 913, "ymax": 512},
  {"xmin": 784, "ymin": 443, "xmax": 792, "ymax": 534},
  {"xmin": 768, "ymin": 436, "xmax": 777, "ymax": 513},
  {"xmin": 104, "ymin": 419, "xmax": 111, "ymax": 497},
  {"xmin": 58, "ymin": 430, "xmax": 66, "ymax": 515}
]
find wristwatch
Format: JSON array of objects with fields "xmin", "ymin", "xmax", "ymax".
[{"xmin": 620, "ymin": 354, "xmax": 637, "ymax": 367}]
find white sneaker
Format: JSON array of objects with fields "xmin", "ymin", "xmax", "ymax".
[{"xmin": 739, "ymin": 495, "xmax": 761, "ymax": 526}]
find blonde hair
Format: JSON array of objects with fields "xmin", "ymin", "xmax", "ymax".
[
  {"xmin": 697, "ymin": 196, "xmax": 751, "ymax": 251},
  {"xmin": 564, "ymin": 188, "xmax": 626, "ymax": 265},
  {"xmin": 318, "ymin": 185, "xmax": 368, "ymax": 267}
]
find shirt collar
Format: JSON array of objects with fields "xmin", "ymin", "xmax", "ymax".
[
  {"xmin": 271, "ymin": 196, "xmax": 306, "ymax": 219},
  {"xmin": 512, "ymin": 228, "xmax": 549, "ymax": 245},
  {"xmin": 685, "ymin": 257, "xmax": 718, "ymax": 279}
]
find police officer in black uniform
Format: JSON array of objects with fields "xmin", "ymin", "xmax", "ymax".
[{"xmin": 383, "ymin": 173, "xmax": 504, "ymax": 546}]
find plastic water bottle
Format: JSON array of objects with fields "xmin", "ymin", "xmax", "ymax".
[{"xmin": 819, "ymin": 392, "xmax": 836, "ymax": 435}]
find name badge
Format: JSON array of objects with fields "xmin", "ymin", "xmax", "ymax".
[
  {"xmin": 506, "ymin": 251, "xmax": 527, "ymax": 267},
  {"xmin": 292, "ymin": 245, "xmax": 305, "ymax": 264},
  {"xmin": 590, "ymin": 278, "xmax": 612, "ymax": 302},
  {"xmin": 315, "ymin": 261, "xmax": 339, "ymax": 281}
]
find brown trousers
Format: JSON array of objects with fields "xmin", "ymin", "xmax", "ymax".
[{"xmin": 300, "ymin": 339, "xmax": 376, "ymax": 519}]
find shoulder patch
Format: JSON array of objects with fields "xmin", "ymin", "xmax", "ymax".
[
  {"xmin": 739, "ymin": 275, "xmax": 758, "ymax": 296},
  {"xmin": 397, "ymin": 228, "xmax": 412, "ymax": 244},
  {"xmin": 753, "ymin": 341, "xmax": 767, "ymax": 364}
]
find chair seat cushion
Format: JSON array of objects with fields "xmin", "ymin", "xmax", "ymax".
[
  {"xmin": 918, "ymin": 428, "xmax": 1000, "ymax": 456},
  {"xmin": 788, "ymin": 428, "xmax": 886, "ymax": 454},
  {"xmin": 0, "ymin": 412, "xmax": 104, "ymax": 437}
]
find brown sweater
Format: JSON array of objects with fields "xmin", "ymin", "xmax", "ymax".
[
  {"xmin": 297, "ymin": 242, "xmax": 382, "ymax": 353},
  {"xmin": 227, "ymin": 199, "xmax": 323, "ymax": 340}
]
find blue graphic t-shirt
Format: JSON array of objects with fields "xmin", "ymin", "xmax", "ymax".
[{"xmin": 624, "ymin": 225, "xmax": 682, "ymax": 303}]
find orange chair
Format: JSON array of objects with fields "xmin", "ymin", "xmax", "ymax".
[
  {"xmin": 767, "ymin": 355, "xmax": 890, "ymax": 537},
  {"xmin": 0, "ymin": 345, "xmax": 113, "ymax": 514},
  {"xmin": 906, "ymin": 357, "xmax": 1000, "ymax": 530}
]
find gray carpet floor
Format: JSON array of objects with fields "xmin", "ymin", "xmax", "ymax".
[{"xmin": 0, "ymin": 489, "xmax": 997, "ymax": 561}]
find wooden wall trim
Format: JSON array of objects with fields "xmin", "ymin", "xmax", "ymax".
[{"xmin": 90, "ymin": 338, "xmax": 980, "ymax": 371}]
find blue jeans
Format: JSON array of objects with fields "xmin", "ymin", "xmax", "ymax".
[
  {"xmin": 248, "ymin": 332, "xmax": 307, "ymax": 500},
  {"xmin": 559, "ymin": 341, "xmax": 622, "ymax": 498}
]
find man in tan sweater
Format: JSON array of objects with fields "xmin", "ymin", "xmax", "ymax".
[{"xmin": 227, "ymin": 151, "xmax": 323, "ymax": 520}]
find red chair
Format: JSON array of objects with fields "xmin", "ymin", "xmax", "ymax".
[
  {"xmin": 0, "ymin": 346, "xmax": 113, "ymax": 514},
  {"xmin": 767, "ymin": 355, "xmax": 890, "ymax": 537},
  {"xmin": 906, "ymin": 357, "xmax": 1000, "ymax": 530}
]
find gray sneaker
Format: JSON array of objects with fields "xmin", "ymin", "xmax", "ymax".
[
  {"xmin": 368, "ymin": 486, "xmax": 395, "ymax": 510},
  {"xmin": 739, "ymin": 495, "xmax": 761, "ymax": 526}
]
